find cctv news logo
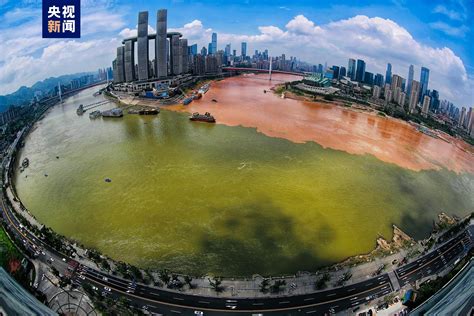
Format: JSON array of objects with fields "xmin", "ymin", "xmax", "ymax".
[{"xmin": 42, "ymin": 0, "xmax": 80, "ymax": 38}]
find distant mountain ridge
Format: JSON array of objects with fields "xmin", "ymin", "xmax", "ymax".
[{"xmin": 0, "ymin": 72, "xmax": 94, "ymax": 112}]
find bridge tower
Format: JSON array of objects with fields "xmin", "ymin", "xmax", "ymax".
[
  {"xmin": 269, "ymin": 56, "xmax": 272, "ymax": 81},
  {"xmin": 58, "ymin": 82, "xmax": 62, "ymax": 102}
]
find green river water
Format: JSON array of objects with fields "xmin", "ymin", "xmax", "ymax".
[{"xmin": 14, "ymin": 86, "xmax": 474, "ymax": 276}]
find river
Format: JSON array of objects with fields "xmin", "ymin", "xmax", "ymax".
[{"xmin": 14, "ymin": 74, "xmax": 474, "ymax": 276}]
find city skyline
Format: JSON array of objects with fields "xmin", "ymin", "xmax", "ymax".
[{"xmin": 0, "ymin": 0, "xmax": 472, "ymax": 108}]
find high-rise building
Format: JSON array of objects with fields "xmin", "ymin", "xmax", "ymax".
[
  {"xmin": 224, "ymin": 44, "xmax": 231, "ymax": 57},
  {"xmin": 241, "ymin": 42, "xmax": 247, "ymax": 57},
  {"xmin": 419, "ymin": 66, "xmax": 430, "ymax": 101},
  {"xmin": 201, "ymin": 46, "xmax": 207, "ymax": 56},
  {"xmin": 409, "ymin": 80, "xmax": 420, "ymax": 113},
  {"xmin": 180, "ymin": 38, "xmax": 188, "ymax": 73},
  {"xmin": 124, "ymin": 40, "xmax": 135, "ymax": 82},
  {"xmin": 390, "ymin": 74, "xmax": 403, "ymax": 92},
  {"xmin": 398, "ymin": 91, "xmax": 407, "ymax": 106},
  {"xmin": 429, "ymin": 90, "xmax": 440, "ymax": 112},
  {"xmin": 373, "ymin": 85, "xmax": 381, "ymax": 98},
  {"xmin": 170, "ymin": 34, "xmax": 181, "ymax": 75},
  {"xmin": 155, "ymin": 9, "xmax": 167, "ymax": 78},
  {"xmin": 406, "ymin": 64, "xmax": 414, "ymax": 95},
  {"xmin": 459, "ymin": 107, "xmax": 466, "ymax": 128},
  {"xmin": 188, "ymin": 44, "xmax": 198, "ymax": 56},
  {"xmin": 421, "ymin": 95, "xmax": 431, "ymax": 117},
  {"xmin": 385, "ymin": 63, "xmax": 392, "ymax": 85},
  {"xmin": 211, "ymin": 32, "xmax": 217, "ymax": 55},
  {"xmin": 115, "ymin": 46, "xmax": 125, "ymax": 83},
  {"xmin": 340, "ymin": 66, "xmax": 346, "ymax": 77},
  {"xmin": 467, "ymin": 108, "xmax": 474, "ymax": 137},
  {"xmin": 193, "ymin": 54, "xmax": 205, "ymax": 75},
  {"xmin": 355, "ymin": 59, "xmax": 366, "ymax": 82},
  {"xmin": 384, "ymin": 88, "xmax": 393, "ymax": 105},
  {"xmin": 137, "ymin": 11, "xmax": 149, "ymax": 81},
  {"xmin": 364, "ymin": 71, "xmax": 374, "ymax": 85},
  {"xmin": 332, "ymin": 66, "xmax": 340, "ymax": 80},
  {"xmin": 374, "ymin": 73, "xmax": 384, "ymax": 87},
  {"xmin": 348, "ymin": 58, "xmax": 356, "ymax": 80}
]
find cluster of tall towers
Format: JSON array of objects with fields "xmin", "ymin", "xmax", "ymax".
[{"xmin": 113, "ymin": 9, "xmax": 189, "ymax": 84}]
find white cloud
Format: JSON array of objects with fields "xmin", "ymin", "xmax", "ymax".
[
  {"xmin": 429, "ymin": 21, "xmax": 468, "ymax": 37},
  {"xmin": 118, "ymin": 24, "xmax": 156, "ymax": 38},
  {"xmin": 432, "ymin": 5, "xmax": 466, "ymax": 21},
  {"xmin": 0, "ymin": 9, "xmax": 125, "ymax": 95}
]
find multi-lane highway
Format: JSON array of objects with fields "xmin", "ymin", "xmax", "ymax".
[{"xmin": 1, "ymin": 193, "xmax": 472, "ymax": 315}]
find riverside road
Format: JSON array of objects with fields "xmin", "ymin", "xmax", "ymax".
[{"xmin": 1, "ymin": 195, "xmax": 473, "ymax": 315}]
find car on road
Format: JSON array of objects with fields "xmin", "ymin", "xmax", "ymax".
[
  {"xmin": 49, "ymin": 257, "xmax": 54, "ymax": 262},
  {"xmin": 194, "ymin": 312, "xmax": 203, "ymax": 315},
  {"xmin": 79, "ymin": 275, "xmax": 86, "ymax": 280},
  {"xmin": 62, "ymin": 258, "xmax": 66, "ymax": 262},
  {"xmin": 92, "ymin": 286, "xmax": 98, "ymax": 291},
  {"xmin": 41, "ymin": 251, "xmax": 46, "ymax": 256},
  {"xmin": 102, "ymin": 276, "xmax": 108, "ymax": 281},
  {"xmin": 104, "ymin": 287, "xmax": 111, "ymax": 292}
]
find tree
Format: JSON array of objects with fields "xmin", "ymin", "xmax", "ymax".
[
  {"xmin": 159, "ymin": 269, "xmax": 171, "ymax": 285},
  {"xmin": 270, "ymin": 280, "xmax": 286, "ymax": 293},
  {"xmin": 315, "ymin": 273, "xmax": 330, "ymax": 290},
  {"xmin": 259, "ymin": 278, "xmax": 270, "ymax": 293},
  {"xmin": 184, "ymin": 275, "xmax": 194, "ymax": 289},
  {"xmin": 208, "ymin": 277, "xmax": 223, "ymax": 292}
]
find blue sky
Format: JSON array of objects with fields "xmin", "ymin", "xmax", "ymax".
[{"xmin": 0, "ymin": 0, "xmax": 472, "ymax": 107}]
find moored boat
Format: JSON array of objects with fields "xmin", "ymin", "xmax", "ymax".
[
  {"xmin": 138, "ymin": 108, "xmax": 159, "ymax": 115},
  {"xmin": 183, "ymin": 97, "xmax": 193, "ymax": 105},
  {"xmin": 89, "ymin": 110, "xmax": 101, "ymax": 119},
  {"xmin": 101, "ymin": 108, "xmax": 123, "ymax": 117},
  {"xmin": 76, "ymin": 104, "xmax": 84, "ymax": 115},
  {"xmin": 189, "ymin": 112, "xmax": 216, "ymax": 123}
]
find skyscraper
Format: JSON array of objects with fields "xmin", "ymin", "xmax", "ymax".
[
  {"xmin": 188, "ymin": 44, "xmax": 197, "ymax": 56},
  {"xmin": 390, "ymin": 74, "xmax": 403, "ymax": 91},
  {"xmin": 115, "ymin": 46, "xmax": 125, "ymax": 83},
  {"xmin": 201, "ymin": 46, "xmax": 207, "ymax": 56},
  {"xmin": 211, "ymin": 32, "xmax": 217, "ymax": 55},
  {"xmin": 459, "ymin": 107, "xmax": 466, "ymax": 127},
  {"xmin": 137, "ymin": 11, "xmax": 149, "ymax": 81},
  {"xmin": 406, "ymin": 64, "xmax": 414, "ymax": 95},
  {"xmin": 348, "ymin": 58, "xmax": 356, "ymax": 80},
  {"xmin": 429, "ymin": 90, "xmax": 439, "ymax": 112},
  {"xmin": 355, "ymin": 59, "xmax": 366, "ymax": 82},
  {"xmin": 155, "ymin": 9, "xmax": 168, "ymax": 78},
  {"xmin": 124, "ymin": 40, "xmax": 135, "ymax": 82},
  {"xmin": 409, "ymin": 80, "xmax": 420, "ymax": 113},
  {"xmin": 385, "ymin": 63, "xmax": 392, "ymax": 85},
  {"xmin": 421, "ymin": 95, "xmax": 431, "ymax": 118},
  {"xmin": 374, "ymin": 73, "xmax": 384, "ymax": 87},
  {"xmin": 170, "ymin": 34, "xmax": 181, "ymax": 75},
  {"xmin": 340, "ymin": 66, "xmax": 346, "ymax": 77},
  {"xmin": 332, "ymin": 66, "xmax": 340, "ymax": 80},
  {"xmin": 224, "ymin": 44, "xmax": 231, "ymax": 57},
  {"xmin": 241, "ymin": 42, "xmax": 247, "ymax": 57},
  {"xmin": 180, "ymin": 39, "xmax": 189, "ymax": 73},
  {"xmin": 419, "ymin": 66, "xmax": 430, "ymax": 101},
  {"xmin": 364, "ymin": 72, "xmax": 374, "ymax": 85},
  {"xmin": 208, "ymin": 43, "xmax": 212, "ymax": 55}
]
